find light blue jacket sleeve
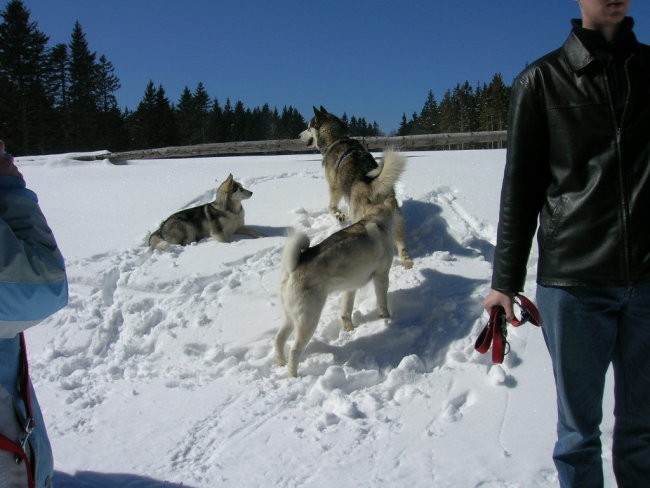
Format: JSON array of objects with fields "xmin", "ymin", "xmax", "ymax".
[{"xmin": 0, "ymin": 175, "xmax": 68, "ymax": 337}]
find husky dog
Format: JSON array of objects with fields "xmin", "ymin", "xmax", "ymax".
[
  {"xmin": 300, "ymin": 106, "xmax": 413, "ymax": 269},
  {"xmin": 148, "ymin": 174, "xmax": 261, "ymax": 250},
  {"xmin": 275, "ymin": 196, "xmax": 399, "ymax": 377}
]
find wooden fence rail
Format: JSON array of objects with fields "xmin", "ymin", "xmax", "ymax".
[{"xmin": 74, "ymin": 130, "xmax": 507, "ymax": 162}]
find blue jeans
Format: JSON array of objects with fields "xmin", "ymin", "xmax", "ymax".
[{"xmin": 537, "ymin": 284, "xmax": 650, "ymax": 488}]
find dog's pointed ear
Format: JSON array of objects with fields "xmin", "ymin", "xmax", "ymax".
[
  {"xmin": 223, "ymin": 173, "xmax": 234, "ymax": 191},
  {"xmin": 319, "ymin": 105, "xmax": 327, "ymax": 114},
  {"xmin": 313, "ymin": 106, "xmax": 320, "ymax": 117}
]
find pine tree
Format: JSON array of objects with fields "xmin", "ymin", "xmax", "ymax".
[
  {"xmin": 209, "ymin": 98, "xmax": 226, "ymax": 142},
  {"xmin": 193, "ymin": 82, "xmax": 210, "ymax": 144},
  {"xmin": 47, "ymin": 43, "xmax": 68, "ymax": 108},
  {"xmin": 257, "ymin": 103, "xmax": 275, "ymax": 140},
  {"xmin": 94, "ymin": 54, "xmax": 125, "ymax": 150},
  {"xmin": 415, "ymin": 90, "xmax": 439, "ymax": 134},
  {"xmin": 45, "ymin": 43, "xmax": 69, "ymax": 152},
  {"xmin": 175, "ymin": 86, "xmax": 194, "ymax": 145},
  {"xmin": 128, "ymin": 81, "xmax": 178, "ymax": 149},
  {"xmin": 277, "ymin": 106, "xmax": 305, "ymax": 139},
  {"xmin": 0, "ymin": 0, "xmax": 52, "ymax": 154},
  {"xmin": 231, "ymin": 100, "xmax": 247, "ymax": 141},
  {"xmin": 437, "ymin": 89, "xmax": 457, "ymax": 133},
  {"xmin": 95, "ymin": 54, "xmax": 120, "ymax": 112},
  {"xmin": 479, "ymin": 73, "xmax": 510, "ymax": 132},
  {"xmin": 454, "ymin": 81, "xmax": 477, "ymax": 133},
  {"xmin": 222, "ymin": 98, "xmax": 234, "ymax": 142},
  {"xmin": 67, "ymin": 21, "xmax": 99, "ymax": 150}
]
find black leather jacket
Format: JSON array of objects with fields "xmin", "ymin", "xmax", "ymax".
[{"xmin": 492, "ymin": 19, "xmax": 650, "ymax": 292}]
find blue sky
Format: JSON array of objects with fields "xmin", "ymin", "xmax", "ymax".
[{"xmin": 8, "ymin": 0, "xmax": 650, "ymax": 133}]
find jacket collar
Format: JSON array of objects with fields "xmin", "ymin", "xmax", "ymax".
[
  {"xmin": 563, "ymin": 31, "xmax": 595, "ymax": 73},
  {"xmin": 563, "ymin": 17, "xmax": 637, "ymax": 73}
]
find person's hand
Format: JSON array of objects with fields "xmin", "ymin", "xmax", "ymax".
[
  {"xmin": 483, "ymin": 289, "xmax": 516, "ymax": 322},
  {"xmin": 0, "ymin": 152, "xmax": 23, "ymax": 178}
]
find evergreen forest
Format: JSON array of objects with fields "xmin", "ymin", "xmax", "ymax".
[{"xmin": 1, "ymin": 0, "xmax": 510, "ymax": 156}]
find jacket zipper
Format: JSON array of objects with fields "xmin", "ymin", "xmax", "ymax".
[{"xmin": 605, "ymin": 56, "xmax": 633, "ymax": 284}]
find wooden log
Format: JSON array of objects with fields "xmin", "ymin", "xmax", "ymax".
[{"xmin": 73, "ymin": 131, "xmax": 508, "ymax": 162}]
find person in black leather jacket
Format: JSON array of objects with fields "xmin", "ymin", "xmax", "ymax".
[{"xmin": 484, "ymin": 1, "xmax": 650, "ymax": 487}]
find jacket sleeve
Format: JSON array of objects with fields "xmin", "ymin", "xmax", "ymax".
[
  {"xmin": 491, "ymin": 69, "xmax": 549, "ymax": 292},
  {"xmin": 0, "ymin": 175, "xmax": 68, "ymax": 337}
]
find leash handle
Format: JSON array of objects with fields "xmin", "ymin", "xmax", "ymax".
[
  {"xmin": 474, "ymin": 306, "xmax": 508, "ymax": 363},
  {"xmin": 475, "ymin": 294, "xmax": 541, "ymax": 363}
]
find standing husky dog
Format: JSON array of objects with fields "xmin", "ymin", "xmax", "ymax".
[
  {"xmin": 275, "ymin": 196, "xmax": 398, "ymax": 377},
  {"xmin": 300, "ymin": 106, "xmax": 413, "ymax": 269},
  {"xmin": 148, "ymin": 174, "xmax": 261, "ymax": 250}
]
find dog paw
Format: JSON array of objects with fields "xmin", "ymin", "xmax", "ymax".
[
  {"xmin": 331, "ymin": 209, "xmax": 347, "ymax": 222},
  {"xmin": 400, "ymin": 251, "xmax": 414, "ymax": 269},
  {"xmin": 275, "ymin": 350, "xmax": 287, "ymax": 366},
  {"xmin": 341, "ymin": 317, "xmax": 354, "ymax": 332},
  {"xmin": 287, "ymin": 363, "xmax": 298, "ymax": 378}
]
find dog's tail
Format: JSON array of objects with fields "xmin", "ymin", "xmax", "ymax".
[
  {"xmin": 282, "ymin": 232, "xmax": 310, "ymax": 273},
  {"xmin": 367, "ymin": 149, "xmax": 406, "ymax": 198}
]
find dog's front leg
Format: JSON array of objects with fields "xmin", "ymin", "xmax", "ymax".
[
  {"xmin": 340, "ymin": 290, "xmax": 357, "ymax": 331},
  {"xmin": 328, "ymin": 188, "xmax": 347, "ymax": 222},
  {"xmin": 373, "ymin": 271, "xmax": 390, "ymax": 319},
  {"xmin": 207, "ymin": 219, "xmax": 229, "ymax": 243}
]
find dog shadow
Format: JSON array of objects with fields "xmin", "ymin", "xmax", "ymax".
[
  {"xmin": 307, "ymin": 268, "xmax": 487, "ymax": 371},
  {"xmin": 54, "ymin": 470, "xmax": 194, "ymax": 488},
  {"xmin": 234, "ymin": 225, "xmax": 293, "ymax": 240},
  {"xmin": 401, "ymin": 199, "xmax": 494, "ymax": 262}
]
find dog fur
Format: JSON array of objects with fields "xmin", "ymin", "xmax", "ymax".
[
  {"xmin": 148, "ymin": 174, "xmax": 261, "ymax": 250},
  {"xmin": 300, "ymin": 106, "xmax": 413, "ymax": 269},
  {"xmin": 275, "ymin": 196, "xmax": 399, "ymax": 377}
]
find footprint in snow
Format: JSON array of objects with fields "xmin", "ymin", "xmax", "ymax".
[{"xmin": 441, "ymin": 391, "xmax": 472, "ymax": 422}]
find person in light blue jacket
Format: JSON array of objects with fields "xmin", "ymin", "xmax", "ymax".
[{"xmin": 0, "ymin": 140, "xmax": 68, "ymax": 488}]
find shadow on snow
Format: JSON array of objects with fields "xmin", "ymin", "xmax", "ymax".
[{"xmin": 55, "ymin": 471, "xmax": 196, "ymax": 488}]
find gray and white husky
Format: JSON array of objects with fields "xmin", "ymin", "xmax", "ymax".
[
  {"xmin": 148, "ymin": 174, "xmax": 261, "ymax": 250},
  {"xmin": 300, "ymin": 106, "xmax": 413, "ymax": 269},
  {"xmin": 275, "ymin": 196, "xmax": 399, "ymax": 377}
]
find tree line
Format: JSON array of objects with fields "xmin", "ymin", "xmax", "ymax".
[
  {"xmin": 397, "ymin": 75, "xmax": 511, "ymax": 137},
  {"xmin": 0, "ymin": 0, "xmax": 510, "ymax": 156}
]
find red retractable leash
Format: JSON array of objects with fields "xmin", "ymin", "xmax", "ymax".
[
  {"xmin": 0, "ymin": 332, "xmax": 36, "ymax": 488},
  {"xmin": 475, "ymin": 294, "xmax": 542, "ymax": 364}
]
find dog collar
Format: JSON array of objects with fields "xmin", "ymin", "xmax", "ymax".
[{"xmin": 336, "ymin": 148, "xmax": 366, "ymax": 173}]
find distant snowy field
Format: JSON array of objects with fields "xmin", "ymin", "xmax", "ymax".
[{"xmin": 16, "ymin": 149, "xmax": 615, "ymax": 487}]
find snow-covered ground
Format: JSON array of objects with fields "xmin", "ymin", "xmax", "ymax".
[{"xmin": 16, "ymin": 149, "xmax": 615, "ymax": 487}]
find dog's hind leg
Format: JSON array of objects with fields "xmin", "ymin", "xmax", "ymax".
[
  {"xmin": 373, "ymin": 270, "xmax": 391, "ymax": 319},
  {"xmin": 274, "ymin": 315, "xmax": 293, "ymax": 367},
  {"xmin": 287, "ymin": 295, "xmax": 325, "ymax": 377},
  {"xmin": 340, "ymin": 290, "xmax": 357, "ymax": 331},
  {"xmin": 394, "ymin": 207, "xmax": 413, "ymax": 269}
]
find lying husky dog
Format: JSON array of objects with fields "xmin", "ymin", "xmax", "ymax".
[
  {"xmin": 275, "ymin": 196, "xmax": 398, "ymax": 377},
  {"xmin": 300, "ymin": 106, "xmax": 413, "ymax": 269},
  {"xmin": 148, "ymin": 174, "xmax": 261, "ymax": 250}
]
